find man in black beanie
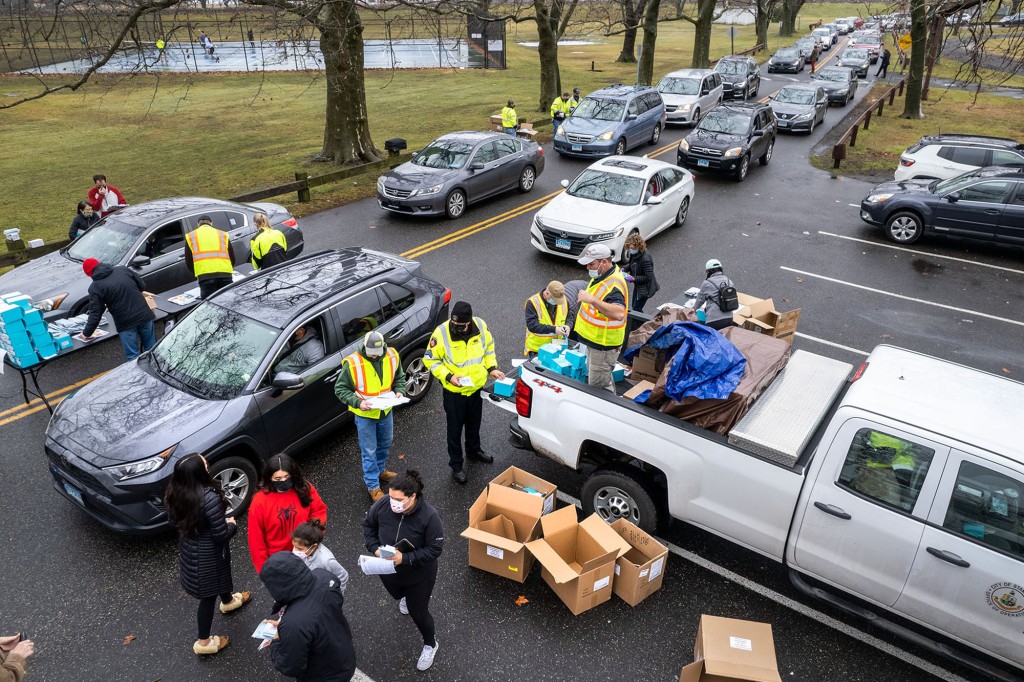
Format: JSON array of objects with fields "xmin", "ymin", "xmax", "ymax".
[{"xmin": 422, "ymin": 301, "xmax": 505, "ymax": 484}]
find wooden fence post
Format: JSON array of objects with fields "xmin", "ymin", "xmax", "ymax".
[
  {"xmin": 864, "ymin": 110, "xmax": 872, "ymax": 130},
  {"xmin": 832, "ymin": 142, "xmax": 847, "ymax": 169},
  {"xmin": 295, "ymin": 172, "xmax": 311, "ymax": 203},
  {"xmin": 889, "ymin": 87, "xmax": 896, "ymax": 105},
  {"xmin": 898, "ymin": 79, "xmax": 905, "ymax": 96},
  {"xmin": 850, "ymin": 126, "xmax": 859, "ymax": 147},
  {"xmin": 877, "ymin": 99, "xmax": 884, "ymax": 117}
]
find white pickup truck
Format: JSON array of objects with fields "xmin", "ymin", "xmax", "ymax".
[{"xmin": 493, "ymin": 343, "xmax": 1024, "ymax": 679}]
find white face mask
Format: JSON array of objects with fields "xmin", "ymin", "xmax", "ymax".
[
  {"xmin": 292, "ymin": 548, "xmax": 311, "ymax": 561},
  {"xmin": 389, "ymin": 497, "xmax": 407, "ymax": 514},
  {"xmin": 588, "ymin": 268, "xmax": 600, "ymax": 279}
]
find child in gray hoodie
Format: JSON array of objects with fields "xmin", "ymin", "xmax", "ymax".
[{"xmin": 291, "ymin": 519, "xmax": 349, "ymax": 593}]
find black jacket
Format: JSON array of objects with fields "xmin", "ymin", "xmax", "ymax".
[
  {"xmin": 624, "ymin": 250, "xmax": 660, "ymax": 300},
  {"xmin": 177, "ymin": 487, "xmax": 236, "ymax": 599},
  {"xmin": 362, "ymin": 496, "xmax": 444, "ymax": 585},
  {"xmin": 83, "ymin": 263, "xmax": 155, "ymax": 336},
  {"xmin": 68, "ymin": 213, "xmax": 100, "ymax": 240},
  {"xmin": 261, "ymin": 552, "xmax": 357, "ymax": 682}
]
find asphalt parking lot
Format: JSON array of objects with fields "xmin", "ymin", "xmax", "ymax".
[{"xmin": 3, "ymin": 42, "xmax": 1023, "ymax": 682}]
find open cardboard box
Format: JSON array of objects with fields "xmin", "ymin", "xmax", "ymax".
[
  {"xmin": 679, "ymin": 615, "xmax": 782, "ymax": 682},
  {"xmin": 610, "ymin": 519, "xmax": 668, "ymax": 607},
  {"xmin": 488, "ymin": 466, "xmax": 557, "ymax": 516},
  {"xmin": 525, "ymin": 505, "xmax": 631, "ymax": 615},
  {"xmin": 461, "ymin": 484, "xmax": 544, "ymax": 583},
  {"xmin": 732, "ymin": 293, "xmax": 800, "ymax": 343},
  {"xmin": 630, "ymin": 346, "xmax": 667, "ymax": 382}
]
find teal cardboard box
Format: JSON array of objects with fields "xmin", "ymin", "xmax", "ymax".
[
  {"xmin": 53, "ymin": 334, "xmax": 73, "ymax": 350},
  {"xmin": 552, "ymin": 357, "xmax": 573, "ymax": 376},
  {"xmin": 9, "ymin": 351, "xmax": 40, "ymax": 368},
  {"xmin": 538, "ymin": 343, "xmax": 563, "ymax": 368},
  {"xmin": 493, "ymin": 377, "xmax": 516, "ymax": 398},
  {"xmin": 563, "ymin": 349, "xmax": 587, "ymax": 371},
  {"xmin": 22, "ymin": 308, "xmax": 44, "ymax": 325},
  {"xmin": 35, "ymin": 343, "xmax": 58, "ymax": 360},
  {"xmin": 4, "ymin": 294, "xmax": 33, "ymax": 311},
  {"xmin": 0, "ymin": 303, "xmax": 24, "ymax": 324}
]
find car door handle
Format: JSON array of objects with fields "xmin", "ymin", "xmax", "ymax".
[
  {"xmin": 983, "ymin": 209, "xmax": 1000, "ymax": 215},
  {"xmin": 813, "ymin": 501, "xmax": 852, "ymax": 520},
  {"xmin": 926, "ymin": 546, "xmax": 970, "ymax": 568},
  {"xmin": 387, "ymin": 327, "xmax": 406, "ymax": 340}
]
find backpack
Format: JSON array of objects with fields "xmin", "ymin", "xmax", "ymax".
[
  {"xmin": 715, "ymin": 283, "xmax": 739, "ymax": 312},
  {"xmin": 259, "ymin": 242, "xmax": 288, "ymax": 269}
]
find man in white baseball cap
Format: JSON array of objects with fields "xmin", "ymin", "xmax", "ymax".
[{"xmin": 572, "ymin": 243, "xmax": 628, "ymax": 391}]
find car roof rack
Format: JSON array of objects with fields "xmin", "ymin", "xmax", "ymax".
[
  {"xmin": 920, "ymin": 134, "xmax": 1022, "ymax": 150},
  {"xmin": 601, "ymin": 159, "xmax": 648, "ymax": 172}
]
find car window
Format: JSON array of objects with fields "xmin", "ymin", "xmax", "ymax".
[
  {"xmin": 713, "ymin": 74, "xmax": 722, "ymax": 88},
  {"xmin": 657, "ymin": 168, "xmax": 684, "ymax": 189},
  {"xmin": 942, "ymin": 460, "xmax": 1024, "ymax": 560},
  {"xmin": 957, "ymin": 181, "xmax": 1013, "ymax": 203},
  {"xmin": 566, "ymin": 169, "xmax": 645, "ymax": 206},
  {"xmin": 991, "ymin": 150, "xmax": 1024, "ymax": 167},
  {"xmin": 381, "ymin": 283, "xmax": 416, "ymax": 317},
  {"xmin": 716, "ymin": 60, "xmax": 744, "ymax": 75},
  {"xmin": 270, "ymin": 313, "xmax": 331, "ymax": 378},
  {"xmin": 335, "ymin": 288, "xmax": 387, "ymax": 344},
  {"xmin": 204, "ymin": 212, "xmax": 236, "ymax": 232},
  {"xmin": 573, "ymin": 97, "xmax": 625, "ymax": 122},
  {"xmin": 412, "ymin": 140, "xmax": 474, "ymax": 169},
  {"xmin": 472, "ymin": 142, "xmax": 498, "ymax": 165},
  {"xmin": 948, "ymin": 146, "xmax": 989, "ymax": 167},
  {"xmin": 646, "ymin": 92, "xmax": 663, "ymax": 109},
  {"xmin": 837, "ymin": 427, "xmax": 936, "ymax": 512},
  {"xmin": 628, "ymin": 98, "xmax": 640, "ymax": 116},
  {"xmin": 66, "ymin": 216, "xmax": 146, "ymax": 264},
  {"xmin": 495, "ymin": 138, "xmax": 519, "ymax": 158},
  {"xmin": 699, "ymin": 110, "xmax": 751, "ymax": 135},
  {"xmin": 142, "ymin": 220, "xmax": 186, "ymax": 258},
  {"xmin": 775, "ymin": 88, "xmax": 815, "ymax": 105},
  {"xmin": 658, "ymin": 77, "xmax": 700, "ymax": 96},
  {"xmin": 1012, "ymin": 184, "xmax": 1024, "ymax": 206},
  {"xmin": 223, "ymin": 211, "xmax": 246, "ymax": 229}
]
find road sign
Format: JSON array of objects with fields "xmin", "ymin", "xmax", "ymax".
[
  {"xmin": 726, "ymin": 27, "xmax": 739, "ymax": 38},
  {"xmin": 898, "ymin": 34, "xmax": 912, "ymax": 50}
]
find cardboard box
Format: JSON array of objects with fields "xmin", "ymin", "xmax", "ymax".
[
  {"xmin": 525, "ymin": 506, "xmax": 631, "ymax": 615},
  {"xmin": 612, "ymin": 363, "xmax": 627, "ymax": 383},
  {"xmin": 552, "ymin": 356, "xmax": 573, "ymax": 376},
  {"xmin": 538, "ymin": 342, "xmax": 563, "ymax": 368},
  {"xmin": 679, "ymin": 615, "xmax": 782, "ymax": 682},
  {"xmin": 610, "ymin": 519, "xmax": 668, "ymax": 606},
  {"xmin": 492, "ymin": 377, "xmax": 516, "ymax": 398},
  {"xmin": 143, "ymin": 291, "xmax": 157, "ymax": 312},
  {"xmin": 0, "ymin": 303, "xmax": 24, "ymax": 324},
  {"xmin": 488, "ymin": 466, "xmax": 557, "ymax": 516},
  {"xmin": 631, "ymin": 346, "xmax": 666, "ymax": 382},
  {"xmin": 732, "ymin": 293, "xmax": 800, "ymax": 344},
  {"xmin": 461, "ymin": 485, "xmax": 543, "ymax": 583},
  {"xmin": 623, "ymin": 380, "xmax": 656, "ymax": 401}
]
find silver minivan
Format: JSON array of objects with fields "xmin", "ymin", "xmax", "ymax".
[{"xmin": 657, "ymin": 68, "xmax": 723, "ymax": 126}]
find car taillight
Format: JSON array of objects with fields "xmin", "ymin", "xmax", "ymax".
[
  {"xmin": 443, "ymin": 288, "xmax": 452, "ymax": 305},
  {"xmin": 899, "ymin": 158, "xmax": 915, "ymax": 167},
  {"xmin": 537, "ymin": 147, "xmax": 544, "ymax": 155},
  {"xmin": 515, "ymin": 379, "xmax": 532, "ymax": 418},
  {"xmin": 850, "ymin": 361, "xmax": 869, "ymax": 383},
  {"xmin": 281, "ymin": 217, "xmax": 298, "ymax": 228}
]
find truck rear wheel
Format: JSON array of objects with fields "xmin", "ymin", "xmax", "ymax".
[{"xmin": 581, "ymin": 468, "xmax": 661, "ymax": 534}]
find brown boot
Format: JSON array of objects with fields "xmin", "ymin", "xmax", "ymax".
[
  {"xmin": 369, "ymin": 487, "xmax": 385, "ymax": 502},
  {"xmin": 379, "ymin": 470, "xmax": 398, "ymax": 484}
]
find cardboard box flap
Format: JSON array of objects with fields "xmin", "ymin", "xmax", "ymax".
[
  {"xmin": 538, "ymin": 503, "xmax": 578, "ymax": 537},
  {"xmin": 677, "ymin": 660, "xmax": 705, "ymax": 682},
  {"xmin": 696, "ymin": 616, "xmax": 781, "ymax": 682},
  {"xmin": 610, "ymin": 518, "xmax": 668, "ymax": 562},
  {"xmin": 487, "ymin": 479, "xmax": 544, "ymax": 516},
  {"xmin": 489, "ymin": 466, "xmax": 557, "ymax": 496},
  {"xmin": 704, "ymin": 659, "xmax": 782, "ymax": 682},
  {"xmin": 579, "ymin": 513, "xmax": 632, "ymax": 559},
  {"xmin": 525, "ymin": 538, "xmax": 577, "ymax": 583},
  {"xmin": 460, "ymin": 515, "xmax": 524, "ymax": 553},
  {"xmin": 577, "ymin": 547, "xmax": 620, "ymax": 574}
]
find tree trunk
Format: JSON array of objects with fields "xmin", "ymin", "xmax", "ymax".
[
  {"xmin": 617, "ymin": 0, "xmax": 645, "ymax": 63},
  {"xmin": 755, "ymin": 0, "xmax": 773, "ymax": 48},
  {"xmin": 536, "ymin": 15, "xmax": 562, "ymax": 112},
  {"xmin": 637, "ymin": 0, "xmax": 661, "ymax": 84},
  {"xmin": 778, "ymin": 0, "xmax": 804, "ymax": 37},
  {"xmin": 901, "ymin": 0, "xmax": 927, "ymax": 118},
  {"xmin": 319, "ymin": 1, "xmax": 380, "ymax": 163},
  {"xmin": 674, "ymin": 0, "xmax": 684, "ymax": 19},
  {"xmin": 690, "ymin": 0, "xmax": 716, "ymax": 68}
]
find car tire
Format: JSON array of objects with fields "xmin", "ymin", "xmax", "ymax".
[
  {"xmin": 751, "ymin": 81, "xmax": 759, "ymax": 98},
  {"xmin": 845, "ymin": 93, "xmax": 852, "ymax": 106},
  {"xmin": 208, "ymin": 456, "xmax": 257, "ymax": 518},
  {"xmin": 517, "ymin": 165, "xmax": 536, "ymax": 193},
  {"xmin": 649, "ymin": 124, "xmax": 661, "ymax": 145},
  {"xmin": 808, "ymin": 116, "xmax": 816, "ymax": 135},
  {"xmin": 401, "ymin": 350, "xmax": 433, "ymax": 404},
  {"xmin": 735, "ymin": 154, "xmax": 750, "ymax": 181},
  {"xmin": 444, "ymin": 189, "xmax": 466, "ymax": 219},
  {"xmin": 885, "ymin": 211, "xmax": 923, "ymax": 244},
  {"xmin": 615, "ymin": 138, "xmax": 627, "ymax": 156},
  {"xmin": 691, "ymin": 107, "xmax": 700, "ymax": 127},
  {"xmin": 759, "ymin": 140, "xmax": 773, "ymax": 165},
  {"xmin": 674, "ymin": 196, "xmax": 690, "ymax": 227},
  {"xmin": 581, "ymin": 468, "xmax": 662, "ymax": 534}
]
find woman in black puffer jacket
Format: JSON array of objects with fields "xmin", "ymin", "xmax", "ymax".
[
  {"xmin": 622, "ymin": 233, "xmax": 660, "ymax": 313},
  {"xmin": 165, "ymin": 454, "xmax": 252, "ymax": 655}
]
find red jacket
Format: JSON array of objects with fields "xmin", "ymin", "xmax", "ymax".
[
  {"xmin": 247, "ymin": 484, "xmax": 328, "ymax": 573},
  {"xmin": 87, "ymin": 184, "xmax": 126, "ymax": 216}
]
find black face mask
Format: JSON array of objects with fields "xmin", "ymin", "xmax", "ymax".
[
  {"xmin": 273, "ymin": 479, "xmax": 294, "ymax": 493},
  {"xmin": 451, "ymin": 322, "xmax": 473, "ymax": 341}
]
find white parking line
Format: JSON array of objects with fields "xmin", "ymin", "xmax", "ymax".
[
  {"xmin": 552, "ymin": 491, "xmax": 971, "ymax": 682},
  {"xmin": 794, "ymin": 332, "xmax": 869, "ymax": 356},
  {"xmin": 779, "ymin": 266, "xmax": 1024, "ymax": 328},
  {"xmin": 353, "ymin": 669, "xmax": 376, "ymax": 682},
  {"xmin": 818, "ymin": 231, "xmax": 1024, "ymax": 276}
]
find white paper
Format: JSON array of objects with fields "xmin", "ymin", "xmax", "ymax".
[
  {"xmin": 0, "ymin": 348, "xmax": 5, "ymax": 373},
  {"xmin": 542, "ymin": 494, "xmax": 554, "ymax": 515},
  {"xmin": 168, "ymin": 289, "xmax": 201, "ymax": 306},
  {"xmin": 486, "ymin": 545, "xmax": 504, "ymax": 560},
  {"xmin": 511, "ymin": 358, "xmax": 527, "ymax": 367},
  {"xmin": 639, "ymin": 568, "xmax": 649, "ymax": 578},
  {"xmin": 458, "ymin": 376, "xmax": 475, "ymax": 387},
  {"xmin": 614, "ymin": 564, "xmax": 620, "ymax": 576},
  {"xmin": 252, "ymin": 622, "xmax": 277, "ymax": 640},
  {"xmin": 365, "ymin": 391, "xmax": 411, "ymax": 410},
  {"xmin": 729, "ymin": 636, "xmax": 752, "ymax": 651},
  {"xmin": 74, "ymin": 328, "xmax": 108, "ymax": 342},
  {"xmin": 593, "ymin": 576, "xmax": 610, "ymax": 591},
  {"xmin": 649, "ymin": 556, "xmax": 665, "ymax": 582},
  {"xmin": 358, "ymin": 554, "xmax": 397, "ymax": 575}
]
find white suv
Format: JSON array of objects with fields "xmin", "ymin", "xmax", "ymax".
[
  {"xmin": 656, "ymin": 68, "xmax": 723, "ymax": 126},
  {"xmin": 895, "ymin": 134, "xmax": 1024, "ymax": 181}
]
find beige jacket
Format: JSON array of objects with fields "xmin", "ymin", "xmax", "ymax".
[{"xmin": 0, "ymin": 649, "xmax": 26, "ymax": 682}]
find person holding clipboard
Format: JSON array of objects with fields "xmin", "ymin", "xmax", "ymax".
[{"xmin": 361, "ymin": 470, "xmax": 444, "ymax": 671}]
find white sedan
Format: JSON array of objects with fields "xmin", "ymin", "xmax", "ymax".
[{"xmin": 530, "ymin": 156, "xmax": 695, "ymax": 261}]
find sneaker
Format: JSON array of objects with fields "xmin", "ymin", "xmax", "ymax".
[
  {"xmin": 416, "ymin": 641, "xmax": 439, "ymax": 671},
  {"xmin": 399, "ymin": 597, "xmax": 409, "ymax": 615}
]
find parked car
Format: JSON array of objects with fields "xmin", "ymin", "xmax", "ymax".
[
  {"xmin": 554, "ymin": 85, "xmax": 666, "ymax": 158},
  {"xmin": 795, "ymin": 37, "xmax": 821, "ymax": 63},
  {"xmin": 714, "ymin": 56, "xmax": 761, "ymax": 100},
  {"xmin": 821, "ymin": 23, "xmax": 842, "ymax": 42},
  {"xmin": 837, "ymin": 48, "xmax": 871, "ymax": 78},
  {"xmin": 677, "ymin": 102, "xmax": 776, "ymax": 182},
  {"xmin": 859, "ymin": 166, "xmax": 1024, "ymax": 245},
  {"xmin": 768, "ymin": 85, "xmax": 828, "ymax": 134},
  {"xmin": 0, "ymin": 198, "xmax": 301, "ymax": 322},
  {"xmin": 850, "ymin": 33, "xmax": 882, "ymax": 61},
  {"xmin": 811, "ymin": 28, "xmax": 834, "ymax": 51},
  {"xmin": 530, "ymin": 156, "xmax": 694, "ymax": 261},
  {"xmin": 894, "ymin": 134, "xmax": 1024, "ymax": 181},
  {"xmin": 44, "ymin": 248, "xmax": 450, "ymax": 534},
  {"xmin": 656, "ymin": 68, "xmax": 723, "ymax": 127},
  {"xmin": 376, "ymin": 131, "xmax": 544, "ymax": 220},
  {"xmin": 1000, "ymin": 11, "xmax": 1024, "ymax": 24},
  {"xmin": 767, "ymin": 47, "xmax": 805, "ymax": 73},
  {"xmin": 811, "ymin": 67, "xmax": 859, "ymax": 106},
  {"xmin": 832, "ymin": 18, "xmax": 853, "ymax": 34}
]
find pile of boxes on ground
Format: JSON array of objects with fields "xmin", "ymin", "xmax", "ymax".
[{"xmin": 0, "ymin": 293, "xmax": 73, "ymax": 368}]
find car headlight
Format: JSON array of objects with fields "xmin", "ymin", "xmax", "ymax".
[
  {"xmin": 837, "ymin": 61, "xmax": 844, "ymax": 67},
  {"xmin": 591, "ymin": 228, "xmax": 624, "ymax": 242},
  {"xmin": 681, "ymin": 103, "xmax": 692, "ymax": 112},
  {"xmin": 865, "ymin": 193, "xmax": 894, "ymax": 204},
  {"xmin": 735, "ymin": 82, "xmax": 747, "ymax": 90},
  {"xmin": 678, "ymin": 139, "xmax": 690, "ymax": 152},
  {"xmin": 556, "ymin": 125, "xmax": 565, "ymax": 136},
  {"xmin": 376, "ymin": 176, "xmax": 385, "ymax": 192},
  {"xmin": 411, "ymin": 184, "xmax": 443, "ymax": 197},
  {"xmin": 597, "ymin": 131, "xmax": 614, "ymax": 141},
  {"xmin": 723, "ymin": 147, "xmax": 744, "ymax": 158},
  {"xmin": 102, "ymin": 445, "xmax": 176, "ymax": 482},
  {"xmin": 797, "ymin": 112, "xmax": 814, "ymax": 120},
  {"xmin": 836, "ymin": 88, "xmax": 849, "ymax": 94},
  {"xmin": 36, "ymin": 293, "xmax": 69, "ymax": 312},
  {"xmin": 534, "ymin": 216, "xmax": 548, "ymax": 231}
]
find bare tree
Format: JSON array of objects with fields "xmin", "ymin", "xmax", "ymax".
[
  {"xmin": 753, "ymin": 0, "xmax": 779, "ymax": 48},
  {"xmin": 636, "ymin": 0, "xmax": 660, "ymax": 83},
  {"xmin": 615, "ymin": 0, "xmax": 647, "ymax": 63},
  {"xmin": 778, "ymin": 0, "xmax": 804, "ymax": 37},
  {"xmin": 901, "ymin": 0, "xmax": 928, "ymax": 118}
]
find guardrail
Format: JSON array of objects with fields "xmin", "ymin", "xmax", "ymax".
[
  {"xmin": 831, "ymin": 75, "xmax": 909, "ymax": 169},
  {"xmin": 0, "ymin": 239, "xmax": 71, "ymax": 269}
]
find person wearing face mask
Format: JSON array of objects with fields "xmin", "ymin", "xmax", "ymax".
[
  {"xmin": 621, "ymin": 233, "xmax": 659, "ymax": 313},
  {"xmin": 291, "ymin": 519, "xmax": 349, "ymax": 592},
  {"xmin": 247, "ymin": 454, "xmax": 328, "ymax": 574},
  {"xmin": 523, "ymin": 280, "xmax": 570, "ymax": 359},
  {"xmin": 362, "ymin": 470, "xmax": 444, "ymax": 672},
  {"xmin": 572, "ymin": 243, "xmax": 629, "ymax": 392},
  {"xmin": 423, "ymin": 301, "xmax": 504, "ymax": 484},
  {"xmin": 334, "ymin": 330, "xmax": 406, "ymax": 503}
]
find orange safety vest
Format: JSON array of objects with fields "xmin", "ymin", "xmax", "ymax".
[
  {"xmin": 186, "ymin": 224, "xmax": 233, "ymax": 277},
  {"xmin": 344, "ymin": 347, "xmax": 400, "ymax": 419},
  {"xmin": 573, "ymin": 266, "xmax": 629, "ymax": 347}
]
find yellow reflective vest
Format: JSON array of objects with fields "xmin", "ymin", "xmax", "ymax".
[
  {"xmin": 423, "ymin": 318, "xmax": 497, "ymax": 396},
  {"xmin": 342, "ymin": 347, "xmax": 400, "ymax": 419},
  {"xmin": 250, "ymin": 228, "xmax": 288, "ymax": 269},
  {"xmin": 550, "ymin": 97, "xmax": 572, "ymax": 118},
  {"xmin": 501, "ymin": 106, "xmax": 518, "ymax": 129},
  {"xmin": 524, "ymin": 293, "xmax": 568, "ymax": 354},
  {"xmin": 573, "ymin": 266, "xmax": 629, "ymax": 348},
  {"xmin": 185, "ymin": 224, "xmax": 233, "ymax": 277},
  {"xmin": 867, "ymin": 431, "xmax": 916, "ymax": 472}
]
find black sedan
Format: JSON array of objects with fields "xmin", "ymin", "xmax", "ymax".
[
  {"xmin": 768, "ymin": 85, "xmax": 828, "ymax": 134},
  {"xmin": 859, "ymin": 166, "xmax": 1024, "ymax": 245},
  {"xmin": 0, "ymin": 197, "xmax": 301, "ymax": 323},
  {"xmin": 767, "ymin": 47, "xmax": 805, "ymax": 73},
  {"xmin": 795, "ymin": 38, "xmax": 821, "ymax": 63},
  {"xmin": 836, "ymin": 48, "xmax": 871, "ymax": 78},
  {"xmin": 811, "ymin": 67, "xmax": 859, "ymax": 106},
  {"xmin": 377, "ymin": 131, "xmax": 545, "ymax": 219}
]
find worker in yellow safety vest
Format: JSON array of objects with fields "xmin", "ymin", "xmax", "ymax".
[
  {"xmin": 524, "ymin": 280, "xmax": 569, "ymax": 357},
  {"xmin": 334, "ymin": 331, "xmax": 407, "ymax": 502},
  {"xmin": 249, "ymin": 212, "xmax": 288, "ymax": 270},
  {"xmin": 851, "ymin": 430, "xmax": 918, "ymax": 508},
  {"xmin": 184, "ymin": 215, "xmax": 235, "ymax": 300},
  {"xmin": 573, "ymin": 243, "xmax": 628, "ymax": 392},
  {"xmin": 501, "ymin": 99, "xmax": 518, "ymax": 136},
  {"xmin": 551, "ymin": 92, "xmax": 573, "ymax": 131},
  {"xmin": 423, "ymin": 301, "xmax": 504, "ymax": 485}
]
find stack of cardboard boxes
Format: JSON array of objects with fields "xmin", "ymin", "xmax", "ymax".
[
  {"xmin": 0, "ymin": 293, "xmax": 72, "ymax": 368},
  {"xmin": 537, "ymin": 341, "xmax": 588, "ymax": 381},
  {"xmin": 731, "ymin": 293, "xmax": 800, "ymax": 344}
]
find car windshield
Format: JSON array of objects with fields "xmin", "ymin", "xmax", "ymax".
[
  {"xmin": 813, "ymin": 29, "xmax": 830, "ymax": 36},
  {"xmin": 566, "ymin": 169, "xmax": 644, "ymax": 206},
  {"xmin": 412, "ymin": 140, "xmax": 474, "ymax": 170},
  {"xmin": 699, "ymin": 110, "xmax": 750, "ymax": 135},
  {"xmin": 658, "ymin": 77, "xmax": 700, "ymax": 95},
  {"xmin": 775, "ymin": 88, "xmax": 815, "ymax": 105},
  {"xmin": 715, "ymin": 61, "xmax": 745, "ymax": 75},
  {"xmin": 844, "ymin": 49, "xmax": 869, "ymax": 59},
  {"xmin": 571, "ymin": 97, "xmax": 625, "ymax": 121},
  {"xmin": 814, "ymin": 70, "xmax": 847, "ymax": 82},
  {"xmin": 859, "ymin": 36, "xmax": 881, "ymax": 44},
  {"xmin": 932, "ymin": 169, "xmax": 985, "ymax": 193},
  {"xmin": 151, "ymin": 303, "xmax": 280, "ymax": 400},
  {"xmin": 65, "ymin": 217, "xmax": 144, "ymax": 263},
  {"xmin": 775, "ymin": 48, "xmax": 799, "ymax": 58}
]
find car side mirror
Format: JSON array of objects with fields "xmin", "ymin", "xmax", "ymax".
[
  {"xmin": 626, "ymin": 114, "xmax": 638, "ymax": 121},
  {"xmin": 469, "ymin": 163, "xmax": 484, "ymax": 171},
  {"xmin": 701, "ymin": 88, "xmax": 710, "ymax": 96},
  {"xmin": 645, "ymin": 195, "xmax": 664, "ymax": 205},
  {"xmin": 560, "ymin": 179, "xmax": 570, "ymax": 188},
  {"xmin": 131, "ymin": 254, "xmax": 151, "ymax": 268},
  {"xmin": 751, "ymin": 129, "xmax": 764, "ymax": 138},
  {"xmin": 944, "ymin": 192, "xmax": 960, "ymax": 203},
  {"xmin": 272, "ymin": 372, "xmax": 304, "ymax": 390}
]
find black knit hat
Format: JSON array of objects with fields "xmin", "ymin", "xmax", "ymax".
[{"xmin": 451, "ymin": 301, "xmax": 473, "ymax": 323}]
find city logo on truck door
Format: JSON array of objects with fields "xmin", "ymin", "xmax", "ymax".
[{"xmin": 985, "ymin": 582, "xmax": 1024, "ymax": 617}]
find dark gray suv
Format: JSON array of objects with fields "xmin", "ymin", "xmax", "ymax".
[{"xmin": 44, "ymin": 249, "xmax": 450, "ymax": 534}]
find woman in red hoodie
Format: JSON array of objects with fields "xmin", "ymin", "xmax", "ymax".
[{"xmin": 247, "ymin": 454, "xmax": 328, "ymax": 574}]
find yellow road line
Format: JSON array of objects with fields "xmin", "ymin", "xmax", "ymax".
[
  {"xmin": 0, "ymin": 371, "xmax": 106, "ymax": 419},
  {"xmin": 0, "ymin": 399, "xmax": 61, "ymax": 427}
]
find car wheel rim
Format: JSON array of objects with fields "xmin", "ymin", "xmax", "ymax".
[
  {"xmin": 652, "ymin": 126, "xmax": 660, "ymax": 143},
  {"xmin": 616, "ymin": 140, "xmax": 626, "ymax": 155},
  {"xmin": 405, "ymin": 357, "xmax": 431, "ymax": 398},
  {"xmin": 677, "ymin": 197, "xmax": 689, "ymax": 224},
  {"xmin": 215, "ymin": 468, "xmax": 251, "ymax": 515},
  {"xmin": 448, "ymin": 193, "xmax": 464, "ymax": 217},
  {"xmin": 890, "ymin": 217, "xmax": 918, "ymax": 241},
  {"xmin": 766, "ymin": 143, "xmax": 773, "ymax": 161},
  {"xmin": 740, "ymin": 157, "xmax": 748, "ymax": 178},
  {"xmin": 592, "ymin": 485, "xmax": 641, "ymax": 525},
  {"xmin": 521, "ymin": 168, "xmax": 535, "ymax": 190}
]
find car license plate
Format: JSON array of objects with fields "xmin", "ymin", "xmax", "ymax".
[
  {"xmin": 697, "ymin": 159, "xmax": 710, "ymax": 168},
  {"xmin": 778, "ymin": 120, "xmax": 789, "ymax": 127},
  {"xmin": 63, "ymin": 481, "xmax": 84, "ymax": 505},
  {"xmin": 571, "ymin": 144, "xmax": 582, "ymax": 152},
  {"xmin": 555, "ymin": 238, "xmax": 572, "ymax": 250}
]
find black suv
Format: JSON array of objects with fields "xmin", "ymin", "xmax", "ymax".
[
  {"xmin": 44, "ymin": 249, "xmax": 450, "ymax": 534},
  {"xmin": 714, "ymin": 56, "xmax": 761, "ymax": 100},
  {"xmin": 677, "ymin": 102, "xmax": 777, "ymax": 181}
]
